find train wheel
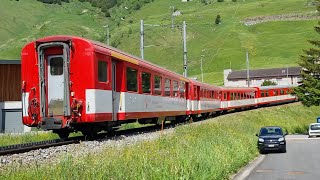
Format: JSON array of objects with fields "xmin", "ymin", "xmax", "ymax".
[
  {"xmin": 82, "ymin": 130, "xmax": 98, "ymax": 140},
  {"xmin": 53, "ymin": 129, "xmax": 70, "ymax": 139}
]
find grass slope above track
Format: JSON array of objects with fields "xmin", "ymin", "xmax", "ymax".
[
  {"xmin": 0, "ymin": 0, "xmax": 106, "ymax": 59},
  {"xmin": 0, "ymin": 0, "xmax": 318, "ymax": 85},
  {"xmin": 110, "ymin": 0, "xmax": 319, "ymax": 85},
  {"xmin": 1, "ymin": 102, "xmax": 319, "ymax": 179}
]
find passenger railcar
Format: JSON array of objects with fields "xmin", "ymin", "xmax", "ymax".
[{"xmin": 21, "ymin": 35, "xmax": 297, "ymax": 138}]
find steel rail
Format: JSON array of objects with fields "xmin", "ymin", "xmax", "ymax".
[
  {"xmin": 0, "ymin": 123, "xmax": 176, "ymax": 156},
  {"xmin": 0, "ymin": 137, "xmax": 82, "ymax": 156}
]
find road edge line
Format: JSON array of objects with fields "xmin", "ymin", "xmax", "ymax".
[{"xmin": 231, "ymin": 154, "xmax": 265, "ymax": 180}]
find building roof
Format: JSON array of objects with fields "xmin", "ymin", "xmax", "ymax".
[
  {"xmin": 227, "ymin": 67, "xmax": 301, "ymax": 80},
  {"xmin": 0, "ymin": 60, "xmax": 21, "ymax": 64}
]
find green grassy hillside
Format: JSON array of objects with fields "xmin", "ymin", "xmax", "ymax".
[
  {"xmin": 108, "ymin": 0, "xmax": 319, "ymax": 84},
  {"xmin": 0, "ymin": 0, "xmax": 106, "ymax": 59},
  {"xmin": 0, "ymin": 0, "xmax": 318, "ymax": 85}
]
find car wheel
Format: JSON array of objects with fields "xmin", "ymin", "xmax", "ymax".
[
  {"xmin": 282, "ymin": 146, "xmax": 287, "ymax": 153},
  {"xmin": 259, "ymin": 149, "xmax": 265, "ymax": 154}
]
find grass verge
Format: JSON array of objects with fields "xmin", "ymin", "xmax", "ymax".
[{"xmin": 0, "ymin": 102, "xmax": 319, "ymax": 179}]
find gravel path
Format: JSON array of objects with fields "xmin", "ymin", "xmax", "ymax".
[{"xmin": 242, "ymin": 12, "xmax": 320, "ymax": 26}]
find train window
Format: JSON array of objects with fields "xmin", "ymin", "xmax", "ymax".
[
  {"xmin": 142, "ymin": 72, "xmax": 151, "ymax": 94},
  {"xmin": 50, "ymin": 57, "xmax": 63, "ymax": 76},
  {"xmin": 180, "ymin": 81, "xmax": 185, "ymax": 98},
  {"xmin": 265, "ymin": 91, "xmax": 269, "ymax": 97},
  {"xmin": 224, "ymin": 93, "xmax": 227, "ymax": 100},
  {"xmin": 280, "ymin": 89, "xmax": 284, "ymax": 95},
  {"xmin": 274, "ymin": 90, "xmax": 278, "ymax": 96},
  {"xmin": 98, "ymin": 61, "xmax": 107, "ymax": 82},
  {"xmin": 126, "ymin": 67, "xmax": 137, "ymax": 92},
  {"xmin": 164, "ymin": 78, "xmax": 171, "ymax": 96},
  {"xmin": 173, "ymin": 81, "xmax": 179, "ymax": 97},
  {"xmin": 194, "ymin": 87, "xmax": 198, "ymax": 98},
  {"xmin": 261, "ymin": 91, "xmax": 265, "ymax": 97},
  {"xmin": 154, "ymin": 75, "xmax": 162, "ymax": 95},
  {"xmin": 285, "ymin": 89, "xmax": 289, "ymax": 94}
]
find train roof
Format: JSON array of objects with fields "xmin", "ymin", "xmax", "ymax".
[
  {"xmin": 31, "ymin": 35, "xmax": 190, "ymax": 82},
  {"xmin": 258, "ymin": 84, "xmax": 298, "ymax": 90}
]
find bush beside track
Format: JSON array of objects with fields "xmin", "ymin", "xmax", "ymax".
[{"xmin": 1, "ymin": 102, "xmax": 318, "ymax": 179}]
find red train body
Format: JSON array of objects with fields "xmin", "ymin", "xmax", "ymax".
[{"xmin": 21, "ymin": 36, "xmax": 297, "ymax": 138}]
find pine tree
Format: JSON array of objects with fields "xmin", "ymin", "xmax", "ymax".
[{"xmin": 293, "ymin": 2, "xmax": 320, "ymax": 106}]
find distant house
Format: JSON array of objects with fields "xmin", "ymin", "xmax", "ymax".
[
  {"xmin": 0, "ymin": 60, "xmax": 31, "ymax": 134},
  {"xmin": 224, "ymin": 67, "xmax": 302, "ymax": 87}
]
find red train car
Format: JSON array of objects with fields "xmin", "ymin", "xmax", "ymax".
[
  {"xmin": 21, "ymin": 35, "xmax": 192, "ymax": 138},
  {"xmin": 21, "ymin": 35, "xmax": 298, "ymax": 138}
]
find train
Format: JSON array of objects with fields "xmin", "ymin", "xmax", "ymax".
[{"xmin": 21, "ymin": 35, "xmax": 297, "ymax": 138}]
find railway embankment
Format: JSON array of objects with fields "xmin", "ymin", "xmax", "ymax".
[{"xmin": 0, "ymin": 102, "xmax": 319, "ymax": 179}]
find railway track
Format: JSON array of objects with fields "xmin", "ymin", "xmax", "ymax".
[
  {"xmin": 0, "ymin": 137, "xmax": 82, "ymax": 156},
  {"xmin": 0, "ymin": 123, "xmax": 175, "ymax": 157}
]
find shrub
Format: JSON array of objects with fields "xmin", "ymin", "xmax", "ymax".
[
  {"xmin": 261, "ymin": 80, "xmax": 277, "ymax": 86},
  {"xmin": 215, "ymin": 14, "xmax": 221, "ymax": 24}
]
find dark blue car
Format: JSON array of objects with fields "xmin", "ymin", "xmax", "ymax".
[{"xmin": 256, "ymin": 126, "xmax": 287, "ymax": 154}]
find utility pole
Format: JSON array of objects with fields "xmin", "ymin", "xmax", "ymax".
[
  {"xmin": 103, "ymin": 25, "xmax": 110, "ymax": 46},
  {"xmin": 183, "ymin": 21, "xmax": 188, "ymax": 77},
  {"xmin": 246, "ymin": 50, "xmax": 250, "ymax": 87},
  {"xmin": 170, "ymin": 6, "xmax": 175, "ymax": 30},
  {"xmin": 201, "ymin": 55, "xmax": 204, "ymax": 82},
  {"xmin": 140, "ymin": 20, "xmax": 144, "ymax": 59}
]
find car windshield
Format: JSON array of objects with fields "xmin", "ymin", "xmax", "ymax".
[
  {"xmin": 260, "ymin": 127, "xmax": 283, "ymax": 136},
  {"xmin": 310, "ymin": 124, "xmax": 320, "ymax": 130}
]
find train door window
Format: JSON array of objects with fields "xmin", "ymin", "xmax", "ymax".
[
  {"xmin": 173, "ymin": 80, "xmax": 179, "ymax": 97},
  {"xmin": 154, "ymin": 75, "xmax": 162, "ymax": 95},
  {"xmin": 126, "ymin": 67, "xmax": 137, "ymax": 92},
  {"xmin": 142, "ymin": 72, "xmax": 151, "ymax": 94},
  {"xmin": 164, "ymin": 78, "xmax": 171, "ymax": 96},
  {"xmin": 194, "ymin": 87, "xmax": 198, "ymax": 99},
  {"xmin": 98, "ymin": 61, "xmax": 108, "ymax": 82},
  {"xmin": 180, "ymin": 81, "xmax": 185, "ymax": 98},
  {"xmin": 50, "ymin": 57, "xmax": 63, "ymax": 76}
]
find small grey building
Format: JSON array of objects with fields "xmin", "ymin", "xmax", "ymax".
[
  {"xmin": 0, "ymin": 60, "xmax": 31, "ymax": 133},
  {"xmin": 224, "ymin": 67, "xmax": 302, "ymax": 87}
]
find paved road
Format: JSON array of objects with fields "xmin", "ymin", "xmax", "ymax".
[{"xmin": 246, "ymin": 135, "xmax": 320, "ymax": 180}]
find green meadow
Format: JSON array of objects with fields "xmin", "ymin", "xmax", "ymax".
[
  {"xmin": 0, "ymin": 0, "xmax": 318, "ymax": 84},
  {"xmin": 1, "ymin": 102, "xmax": 318, "ymax": 179}
]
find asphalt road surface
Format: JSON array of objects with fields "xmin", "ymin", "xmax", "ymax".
[{"xmin": 246, "ymin": 135, "xmax": 320, "ymax": 180}]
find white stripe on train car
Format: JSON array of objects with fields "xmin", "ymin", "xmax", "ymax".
[
  {"xmin": 86, "ymin": 89, "xmax": 113, "ymax": 114},
  {"xmin": 121, "ymin": 92, "xmax": 186, "ymax": 113},
  {"xmin": 22, "ymin": 92, "xmax": 29, "ymax": 117},
  {"xmin": 258, "ymin": 95, "xmax": 295, "ymax": 104},
  {"xmin": 228, "ymin": 99, "xmax": 256, "ymax": 108},
  {"xmin": 198, "ymin": 99, "xmax": 221, "ymax": 110}
]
